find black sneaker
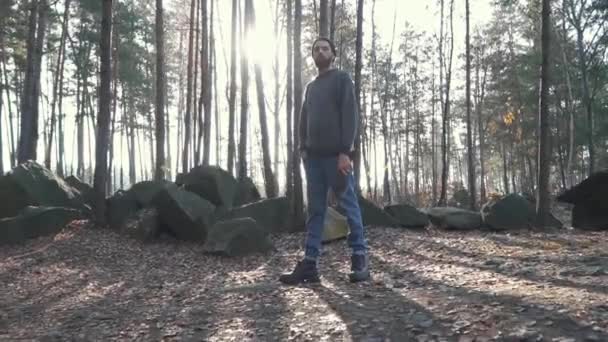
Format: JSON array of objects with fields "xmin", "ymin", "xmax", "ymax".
[
  {"xmin": 349, "ymin": 254, "xmax": 370, "ymax": 283},
  {"xmin": 279, "ymin": 259, "xmax": 320, "ymax": 285}
]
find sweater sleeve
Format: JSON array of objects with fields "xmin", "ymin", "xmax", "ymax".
[{"xmin": 339, "ymin": 73, "xmax": 358, "ymax": 155}]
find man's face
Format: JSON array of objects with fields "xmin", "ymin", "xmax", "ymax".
[{"xmin": 312, "ymin": 40, "xmax": 334, "ymax": 69}]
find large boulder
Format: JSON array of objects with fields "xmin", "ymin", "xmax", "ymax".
[
  {"xmin": 129, "ymin": 180, "xmax": 177, "ymax": 208},
  {"xmin": 106, "ymin": 190, "xmax": 139, "ymax": 230},
  {"xmin": 233, "ymin": 176, "xmax": 262, "ymax": 207},
  {"xmin": 482, "ymin": 193, "xmax": 535, "ymax": 230},
  {"xmin": 426, "ymin": 207, "xmax": 482, "ymax": 230},
  {"xmin": 120, "ymin": 208, "xmax": 163, "ymax": 242},
  {"xmin": 216, "ymin": 197, "xmax": 290, "ymax": 234},
  {"xmin": 64, "ymin": 175, "xmax": 94, "ymax": 206},
  {"xmin": 557, "ymin": 171, "xmax": 608, "ymax": 230},
  {"xmin": 322, "ymin": 207, "xmax": 349, "ymax": 243},
  {"xmin": 0, "ymin": 161, "xmax": 89, "ymax": 219},
  {"xmin": 152, "ymin": 186, "xmax": 215, "ymax": 242},
  {"xmin": 176, "ymin": 165, "xmax": 239, "ymax": 208},
  {"xmin": 357, "ymin": 196, "xmax": 400, "ymax": 227},
  {"xmin": 384, "ymin": 204, "xmax": 429, "ymax": 228},
  {"xmin": 203, "ymin": 217, "xmax": 273, "ymax": 257},
  {"xmin": 0, "ymin": 206, "xmax": 82, "ymax": 245},
  {"xmin": 482, "ymin": 193, "xmax": 562, "ymax": 230}
]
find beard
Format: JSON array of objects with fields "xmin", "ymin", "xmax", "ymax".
[{"xmin": 314, "ymin": 56, "xmax": 332, "ymax": 69}]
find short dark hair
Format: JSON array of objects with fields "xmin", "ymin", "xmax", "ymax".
[{"xmin": 311, "ymin": 37, "xmax": 336, "ymax": 57}]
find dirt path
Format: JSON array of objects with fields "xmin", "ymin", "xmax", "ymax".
[{"xmin": 1, "ymin": 221, "xmax": 607, "ymax": 341}]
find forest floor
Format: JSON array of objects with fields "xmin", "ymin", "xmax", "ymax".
[{"xmin": 1, "ymin": 207, "xmax": 608, "ymax": 342}]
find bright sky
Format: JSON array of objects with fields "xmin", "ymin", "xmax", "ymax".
[{"xmin": 1, "ymin": 0, "xmax": 495, "ymax": 194}]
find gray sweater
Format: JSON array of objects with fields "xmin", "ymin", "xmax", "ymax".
[{"xmin": 299, "ymin": 69, "xmax": 358, "ymax": 157}]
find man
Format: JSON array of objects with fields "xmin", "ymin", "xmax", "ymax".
[{"xmin": 279, "ymin": 37, "xmax": 370, "ymax": 285}]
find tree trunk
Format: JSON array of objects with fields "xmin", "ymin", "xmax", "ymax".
[
  {"xmin": 475, "ymin": 46, "xmax": 488, "ymax": 205},
  {"xmin": 128, "ymin": 99, "xmax": 136, "ymax": 185},
  {"xmin": 1, "ymin": 54, "xmax": 16, "ymax": 168},
  {"xmin": 94, "ymin": 0, "xmax": 113, "ymax": 226},
  {"xmin": 285, "ymin": 0, "xmax": 294, "ymax": 200},
  {"xmin": 237, "ymin": 0, "xmax": 250, "ymax": 180},
  {"xmin": 192, "ymin": 0, "xmax": 200, "ymax": 165},
  {"xmin": 202, "ymin": 0, "xmax": 212, "ymax": 166},
  {"xmin": 154, "ymin": 0, "xmax": 166, "ymax": 181},
  {"xmin": 248, "ymin": 0, "xmax": 276, "ymax": 197},
  {"xmin": 500, "ymin": 141, "xmax": 508, "ymax": 193},
  {"xmin": 108, "ymin": 26, "xmax": 119, "ymax": 193},
  {"xmin": 431, "ymin": 59, "xmax": 437, "ymax": 205},
  {"xmin": 439, "ymin": 0, "xmax": 454, "ymax": 206},
  {"xmin": 353, "ymin": 0, "xmax": 363, "ymax": 193},
  {"xmin": 329, "ymin": 0, "xmax": 334, "ymax": 41},
  {"xmin": 227, "ymin": 0, "xmax": 238, "ymax": 175},
  {"xmin": 319, "ymin": 0, "xmax": 329, "ymax": 37},
  {"xmin": 212, "ymin": 4, "xmax": 220, "ymax": 166},
  {"xmin": 575, "ymin": 27, "xmax": 594, "ymax": 176},
  {"xmin": 182, "ymin": 0, "xmax": 196, "ymax": 173},
  {"xmin": 465, "ymin": 0, "xmax": 476, "ymax": 210},
  {"xmin": 272, "ymin": 0, "xmax": 281, "ymax": 191},
  {"xmin": 536, "ymin": 0, "xmax": 551, "ymax": 227},
  {"xmin": 45, "ymin": 0, "xmax": 70, "ymax": 169},
  {"xmin": 19, "ymin": 0, "xmax": 47, "ymax": 163},
  {"xmin": 18, "ymin": 0, "xmax": 37, "ymax": 164},
  {"xmin": 292, "ymin": 0, "xmax": 305, "ymax": 229}
]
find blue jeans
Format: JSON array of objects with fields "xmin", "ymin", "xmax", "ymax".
[{"xmin": 303, "ymin": 156, "xmax": 368, "ymax": 260}]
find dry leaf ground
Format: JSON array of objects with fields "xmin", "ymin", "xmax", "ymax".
[{"xmin": 1, "ymin": 217, "xmax": 607, "ymax": 341}]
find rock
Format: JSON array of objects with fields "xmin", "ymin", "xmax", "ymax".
[
  {"xmin": 557, "ymin": 171, "xmax": 608, "ymax": 230},
  {"xmin": 203, "ymin": 217, "xmax": 273, "ymax": 257},
  {"xmin": 216, "ymin": 197, "xmax": 290, "ymax": 234},
  {"xmin": 482, "ymin": 193, "xmax": 534, "ymax": 230},
  {"xmin": 0, "ymin": 206, "xmax": 82, "ymax": 245},
  {"xmin": 177, "ymin": 165, "xmax": 239, "ymax": 208},
  {"xmin": 64, "ymin": 175, "xmax": 94, "ymax": 206},
  {"xmin": 128, "ymin": 180, "xmax": 177, "ymax": 208},
  {"xmin": 426, "ymin": 207, "xmax": 482, "ymax": 230},
  {"xmin": 358, "ymin": 196, "xmax": 400, "ymax": 227},
  {"xmin": 233, "ymin": 176, "xmax": 261, "ymax": 207},
  {"xmin": 106, "ymin": 190, "xmax": 139, "ymax": 230},
  {"xmin": 152, "ymin": 186, "xmax": 215, "ymax": 242},
  {"xmin": 322, "ymin": 207, "xmax": 349, "ymax": 243},
  {"xmin": 384, "ymin": 204, "xmax": 429, "ymax": 228},
  {"xmin": 0, "ymin": 161, "xmax": 89, "ymax": 219},
  {"xmin": 120, "ymin": 208, "xmax": 163, "ymax": 242}
]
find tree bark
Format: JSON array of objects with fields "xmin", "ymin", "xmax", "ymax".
[
  {"xmin": 475, "ymin": 37, "xmax": 488, "ymax": 205},
  {"xmin": 353, "ymin": 0, "xmax": 363, "ymax": 193},
  {"xmin": 465, "ymin": 0, "xmax": 476, "ymax": 210},
  {"xmin": 1, "ymin": 53, "xmax": 16, "ymax": 168},
  {"xmin": 237, "ymin": 0, "xmax": 250, "ymax": 180},
  {"xmin": 227, "ymin": 0, "xmax": 238, "ymax": 175},
  {"xmin": 94, "ymin": 0, "xmax": 113, "ymax": 226},
  {"xmin": 329, "ymin": 0, "xmax": 337, "ymax": 41},
  {"xmin": 536, "ymin": 0, "xmax": 552, "ymax": 227},
  {"xmin": 19, "ymin": 0, "xmax": 47, "ymax": 163},
  {"xmin": 285, "ymin": 0, "xmax": 294, "ymax": 200},
  {"xmin": 202, "ymin": 0, "xmax": 212, "ymax": 166},
  {"xmin": 248, "ymin": 0, "xmax": 277, "ymax": 197},
  {"xmin": 154, "ymin": 0, "xmax": 166, "ymax": 181},
  {"xmin": 292, "ymin": 0, "xmax": 305, "ymax": 229},
  {"xmin": 319, "ymin": 0, "xmax": 329, "ymax": 37},
  {"xmin": 45, "ymin": 0, "xmax": 70, "ymax": 169},
  {"xmin": 182, "ymin": 0, "xmax": 196, "ymax": 173}
]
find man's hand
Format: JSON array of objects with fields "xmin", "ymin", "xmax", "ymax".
[{"xmin": 337, "ymin": 153, "xmax": 352, "ymax": 175}]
